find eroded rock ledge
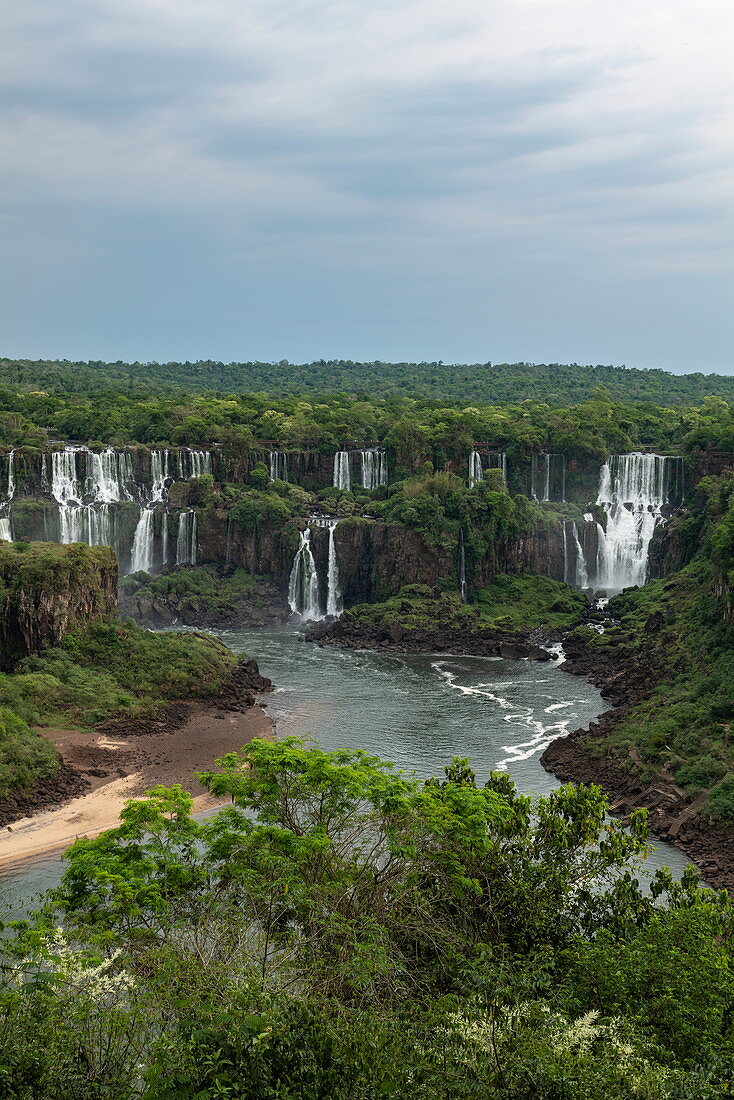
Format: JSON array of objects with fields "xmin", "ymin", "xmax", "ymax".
[
  {"xmin": 306, "ymin": 615, "xmax": 554, "ymax": 661},
  {"xmin": 541, "ymin": 632, "xmax": 734, "ymax": 894}
]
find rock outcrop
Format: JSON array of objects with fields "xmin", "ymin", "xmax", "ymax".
[{"xmin": 0, "ymin": 542, "xmax": 117, "ymax": 669}]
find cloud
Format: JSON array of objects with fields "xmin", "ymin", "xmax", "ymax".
[{"xmin": 1, "ymin": 0, "xmax": 733, "ymax": 368}]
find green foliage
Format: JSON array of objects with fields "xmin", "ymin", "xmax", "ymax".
[
  {"xmin": 3, "ymin": 741, "xmax": 732, "ymax": 1095},
  {"xmin": 4, "ymin": 357, "xmax": 734, "ymax": 407},
  {"xmin": 0, "ymin": 705, "xmax": 58, "ymax": 799},
  {"xmin": 474, "ymin": 574, "xmax": 588, "ymax": 630},
  {"xmin": 0, "ymin": 620, "xmax": 235, "ymax": 730},
  {"xmin": 119, "ymin": 564, "xmax": 262, "ymax": 619},
  {"xmin": 0, "ymin": 541, "xmax": 114, "ymax": 595}
]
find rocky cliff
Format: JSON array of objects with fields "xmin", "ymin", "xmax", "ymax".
[
  {"xmin": 0, "ymin": 542, "xmax": 117, "ymax": 669},
  {"xmin": 198, "ymin": 510, "xmax": 571, "ymax": 607}
]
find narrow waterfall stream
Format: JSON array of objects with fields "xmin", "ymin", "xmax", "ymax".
[
  {"xmin": 360, "ymin": 450, "xmax": 388, "ymax": 489},
  {"xmin": 333, "ymin": 451, "xmax": 351, "ymax": 490},
  {"xmin": 468, "ymin": 450, "xmax": 483, "ymax": 485},
  {"xmin": 288, "ymin": 528, "xmax": 322, "ymax": 620},
  {"xmin": 288, "ymin": 520, "xmax": 343, "ymax": 621},
  {"xmin": 131, "ymin": 509, "xmax": 155, "ymax": 573},
  {"xmin": 269, "ymin": 452, "xmax": 288, "ymax": 482},
  {"xmin": 176, "ymin": 510, "xmax": 197, "ymax": 566},
  {"xmin": 458, "ymin": 529, "xmax": 468, "ymax": 600},
  {"xmin": 325, "ymin": 523, "xmax": 342, "ymax": 617}
]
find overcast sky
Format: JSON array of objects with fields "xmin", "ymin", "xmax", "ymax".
[{"xmin": 2, "ymin": 0, "xmax": 733, "ymax": 372}]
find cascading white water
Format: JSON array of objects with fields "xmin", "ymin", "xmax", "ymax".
[
  {"xmin": 40, "ymin": 445, "xmax": 213, "ymax": 569},
  {"xmin": 161, "ymin": 511, "xmax": 169, "ymax": 565},
  {"xmin": 0, "ymin": 515, "xmax": 11, "ymax": 542},
  {"xmin": 131, "ymin": 508, "xmax": 155, "ymax": 573},
  {"xmin": 572, "ymin": 522, "xmax": 588, "ymax": 588},
  {"xmin": 360, "ymin": 450, "xmax": 387, "ymax": 490},
  {"xmin": 269, "ymin": 452, "xmax": 288, "ymax": 482},
  {"xmin": 595, "ymin": 453, "xmax": 671, "ymax": 594},
  {"xmin": 458, "ymin": 529, "xmax": 468, "ymax": 600},
  {"xmin": 151, "ymin": 450, "xmax": 171, "ymax": 502},
  {"xmin": 531, "ymin": 454, "xmax": 550, "ymax": 501},
  {"xmin": 288, "ymin": 527, "xmax": 323, "ymax": 620},
  {"xmin": 85, "ymin": 449, "xmax": 134, "ymax": 503},
  {"xmin": 468, "ymin": 451, "xmax": 483, "ymax": 486},
  {"xmin": 333, "ymin": 451, "xmax": 351, "ymax": 490},
  {"xmin": 6, "ymin": 450, "xmax": 15, "ymax": 500},
  {"xmin": 188, "ymin": 450, "xmax": 212, "ymax": 479},
  {"xmin": 531, "ymin": 453, "xmax": 565, "ymax": 501},
  {"xmin": 325, "ymin": 521, "xmax": 342, "ymax": 617},
  {"xmin": 176, "ymin": 510, "xmax": 197, "ymax": 566}
]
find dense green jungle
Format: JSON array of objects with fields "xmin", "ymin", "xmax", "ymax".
[{"xmin": 1, "ymin": 360, "xmax": 734, "ymax": 1097}]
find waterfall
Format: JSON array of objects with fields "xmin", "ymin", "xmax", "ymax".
[
  {"xmin": 225, "ymin": 513, "xmax": 233, "ymax": 565},
  {"xmin": 131, "ymin": 508, "xmax": 155, "ymax": 573},
  {"xmin": 269, "ymin": 452, "xmax": 288, "ymax": 482},
  {"xmin": 468, "ymin": 450, "xmax": 483, "ymax": 486},
  {"xmin": 6, "ymin": 450, "xmax": 14, "ymax": 500},
  {"xmin": 487, "ymin": 452, "xmax": 507, "ymax": 484},
  {"xmin": 531, "ymin": 453, "xmax": 563, "ymax": 501},
  {"xmin": 325, "ymin": 521, "xmax": 342, "ymax": 617},
  {"xmin": 360, "ymin": 450, "xmax": 387, "ymax": 489},
  {"xmin": 176, "ymin": 449, "xmax": 212, "ymax": 480},
  {"xmin": 176, "ymin": 510, "xmax": 197, "ymax": 566},
  {"xmin": 85, "ymin": 448, "xmax": 133, "ymax": 503},
  {"xmin": 458, "ymin": 529, "xmax": 468, "ymax": 600},
  {"xmin": 161, "ymin": 511, "xmax": 169, "ymax": 566},
  {"xmin": 151, "ymin": 450, "xmax": 171, "ymax": 502},
  {"xmin": 0, "ymin": 514, "xmax": 11, "ymax": 542},
  {"xmin": 594, "ymin": 453, "xmax": 671, "ymax": 594},
  {"xmin": 572, "ymin": 522, "xmax": 588, "ymax": 588},
  {"xmin": 288, "ymin": 527, "xmax": 323, "ymax": 620},
  {"xmin": 531, "ymin": 454, "xmax": 548, "ymax": 500},
  {"xmin": 188, "ymin": 450, "xmax": 212, "ymax": 479},
  {"xmin": 333, "ymin": 451, "xmax": 351, "ymax": 490}
]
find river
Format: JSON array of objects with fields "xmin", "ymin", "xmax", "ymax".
[{"xmin": 0, "ymin": 625, "xmax": 690, "ymax": 913}]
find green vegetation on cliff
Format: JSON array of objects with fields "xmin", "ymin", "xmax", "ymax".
[
  {"xmin": 329, "ymin": 575, "xmax": 586, "ymax": 644},
  {"xmin": 119, "ymin": 565, "xmax": 286, "ymax": 627},
  {"xmin": 2, "ymin": 740, "xmax": 732, "ymax": 1097},
  {"xmin": 474, "ymin": 573, "xmax": 587, "ymax": 630},
  {"xmin": 0, "ymin": 541, "xmax": 114, "ymax": 595},
  {"xmin": 568, "ymin": 473, "xmax": 734, "ymax": 822},
  {"xmin": 0, "ymin": 620, "xmax": 236, "ymax": 730},
  {"xmin": 0, "ymin": 707, "xmax": 57, "ymax": 799}
]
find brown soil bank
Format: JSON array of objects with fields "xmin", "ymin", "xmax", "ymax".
[
  {"xmin": 541, "ymin": 632, "xmax": 734, "ymax": 893},
  {"xmin": 0, "ymin": 656, "xmax": 274, "ymax": 855}
]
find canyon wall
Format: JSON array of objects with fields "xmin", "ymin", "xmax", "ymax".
[{"xmin": 0, "ymin": 542, "xmax": 117, "ymax": 668}]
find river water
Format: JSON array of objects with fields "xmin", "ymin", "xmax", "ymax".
[{"xmin": 0, "ymin": 625, "xmax": 690, "ymax": 914}]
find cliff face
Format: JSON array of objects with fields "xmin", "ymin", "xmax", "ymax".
[
  {"xmin": 0, "ymin": 543, "xmax": 117, "ymax": 669},
  {"xmin": 199, "ymin": 510, "xmax": 569, "ymax": 605}
]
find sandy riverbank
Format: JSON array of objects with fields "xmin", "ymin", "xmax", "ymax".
[{"xmin": 0, "ymin": 701, "xmax": 273, "ymax": 870}]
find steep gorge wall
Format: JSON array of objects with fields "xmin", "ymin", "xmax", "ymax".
[
  {"xmin": 198, "ymin": 509, "xmax": 568, "ymax": 605},
  {"xmin": 0, "ymin": 542, "xmax": 117, "ymax": 669}
]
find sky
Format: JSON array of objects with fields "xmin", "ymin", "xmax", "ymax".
[{"xmin": 2, "ymin": 0, "xmax": 733, "ymax": 373}]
